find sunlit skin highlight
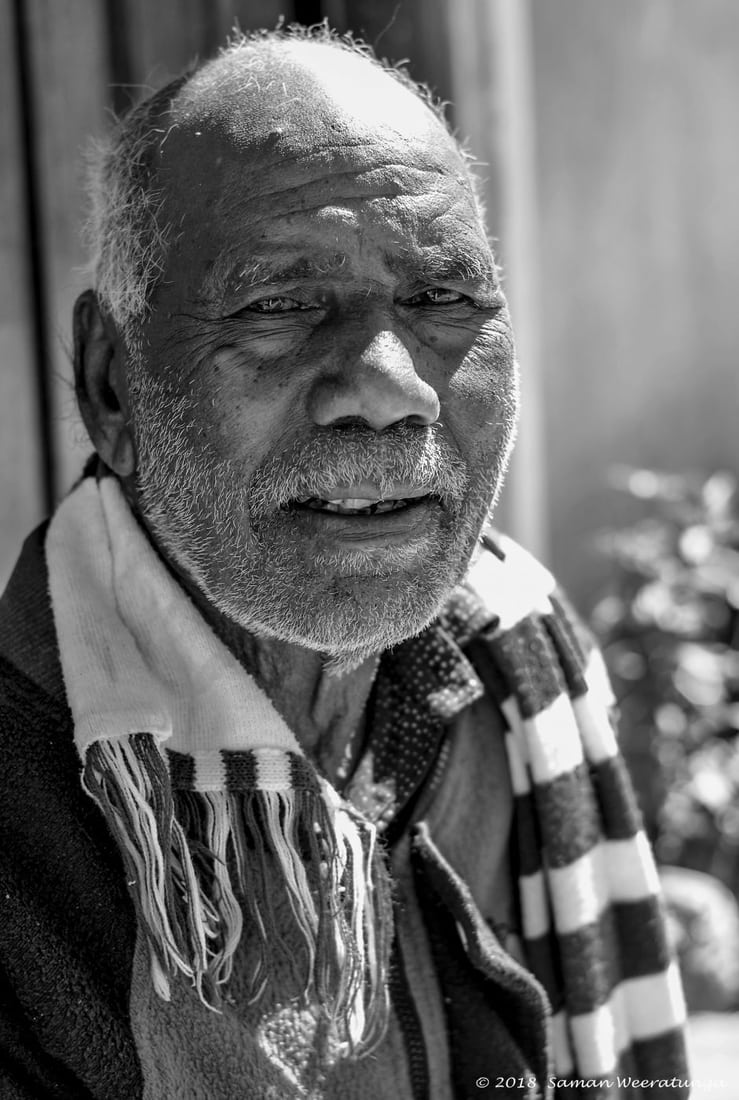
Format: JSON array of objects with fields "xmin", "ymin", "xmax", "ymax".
[{"xmin": 76, "ymin": 40, "xmax": 520, "ymax": 765}]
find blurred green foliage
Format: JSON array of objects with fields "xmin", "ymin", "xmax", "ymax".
[{"xmin": 592, "ymin": 467, "xmax": 739, "ymax": 896}]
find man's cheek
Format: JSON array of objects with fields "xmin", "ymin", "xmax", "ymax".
[{"xmin": 446, "ymin": 341, "xmax": 519, "ymax": 433}]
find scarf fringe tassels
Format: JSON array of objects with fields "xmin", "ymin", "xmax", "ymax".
[{"xmin": 82, "ymin": 733, "xmax": 392, "ymax": 1055}]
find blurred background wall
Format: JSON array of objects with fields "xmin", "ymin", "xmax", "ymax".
[{"xmin": 2, "ymin": 0, "xmax": 738, "ymax": 610}]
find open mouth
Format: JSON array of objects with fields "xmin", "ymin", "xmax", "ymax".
[{"xmin": 284, "ymin": 493, "xmax": 436, "ymax": 517}]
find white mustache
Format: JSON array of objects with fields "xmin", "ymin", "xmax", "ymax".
[{"xmin": 248, "ymin": 425, "xmax": 469, "ymax": 517}]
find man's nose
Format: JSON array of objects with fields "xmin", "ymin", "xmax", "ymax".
[{"xmin": 307, "ymin": 328, "xmax": 441, "ymax": 431}]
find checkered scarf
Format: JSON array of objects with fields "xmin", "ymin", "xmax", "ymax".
[{"xmin": 457, "ymin": 534, "xmax": 687, "ymax": 1087}]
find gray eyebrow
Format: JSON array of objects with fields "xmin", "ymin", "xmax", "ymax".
[
  {"xmin": 198, "ymin": 252, "xmax": 349, "ymax": 301},
  {"xmin": 402, "ymin": 251, "xmax": 497, "ymax": 285},
  {"xmin": 198, "ymin": 243, "xmax": 497, "ymax": 302}
]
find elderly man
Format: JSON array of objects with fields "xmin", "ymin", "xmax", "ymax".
[{"xmin": 0, "ymin": 26, "xmax": 687, "ymax": 1100}]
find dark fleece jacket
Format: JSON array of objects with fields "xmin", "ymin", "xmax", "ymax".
[{"xmin": 0, "ymin": 525, "xmax": 142, "ymax": 1098}]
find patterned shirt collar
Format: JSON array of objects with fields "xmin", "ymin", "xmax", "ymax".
[{"xmin": 346, "ymin": 583, "xmax": 499, "ymax": 832}]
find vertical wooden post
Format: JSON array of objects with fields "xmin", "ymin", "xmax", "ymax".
[
  {"xmin": 10, "ymin": 0, "xmax": 56, "ymax": 513},
  {"xmin": 23, "ymin": 0, "xmax": 111, "ymax": 497},
  {"xmin": 0, "ymin": 0, "xmax": 44, "ymax": 586},
  {"xmin": 447, "ymin": 0, "xmax": 548, "ymax": 559}
]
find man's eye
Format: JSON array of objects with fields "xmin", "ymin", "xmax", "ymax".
[
  {"xmin": 405, "ymin": 288, "xmax": 468, "ymax": 307},
  {"xmin": 248, "ymin": 296, "xmax": 305, "ymax": 313}
]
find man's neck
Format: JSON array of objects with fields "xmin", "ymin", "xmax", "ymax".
[
  {"xmin": 208, "ymin": 610, "xmax": 380, "ymax": 787},
  {"xmin": 170, "ymin": 554, "xmax": 379, "ymax": 785}
]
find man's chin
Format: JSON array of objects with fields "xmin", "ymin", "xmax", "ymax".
[
  {"xmin": 223, "ymin": 538, "xmax": 470, "ymax": 664},
  {"xmin": 260, "ymin": 588, "xmax": 443, "ymax": 671}
]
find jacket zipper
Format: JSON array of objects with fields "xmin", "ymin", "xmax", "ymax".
[
  {"xmin": 386, "ymin": 725, "xmax": 456, "ymax": 1096},
  {"xmin": 390, "ymin": 936, "xmax": 430, "ymax": 1100}
]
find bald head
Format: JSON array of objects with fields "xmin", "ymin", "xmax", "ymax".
[
  {"xmin": 172, "ymin": 36, "xmax": 449, "ymax": 154},
  {"xmin": 85, "ymin": 28, "xmax": 474, "ymax": 341}
]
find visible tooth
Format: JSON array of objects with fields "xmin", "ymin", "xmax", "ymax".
[{"xmin": 294, "ymin": 494, "xmax": 424, "ymax": 516}]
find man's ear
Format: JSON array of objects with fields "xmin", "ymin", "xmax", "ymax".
[{"xmin": 73, "ymin": 290, "xmax": 136, "ymax": 478}]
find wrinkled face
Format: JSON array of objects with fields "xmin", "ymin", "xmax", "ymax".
[{"xmin": 128, "ymin": 47, "xmax": 519, "ymax": 663}]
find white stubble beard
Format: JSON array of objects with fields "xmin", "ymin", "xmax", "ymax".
[{"xmin": 127, "ymin": 366, "xmax": 518, "ymax": 667}]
